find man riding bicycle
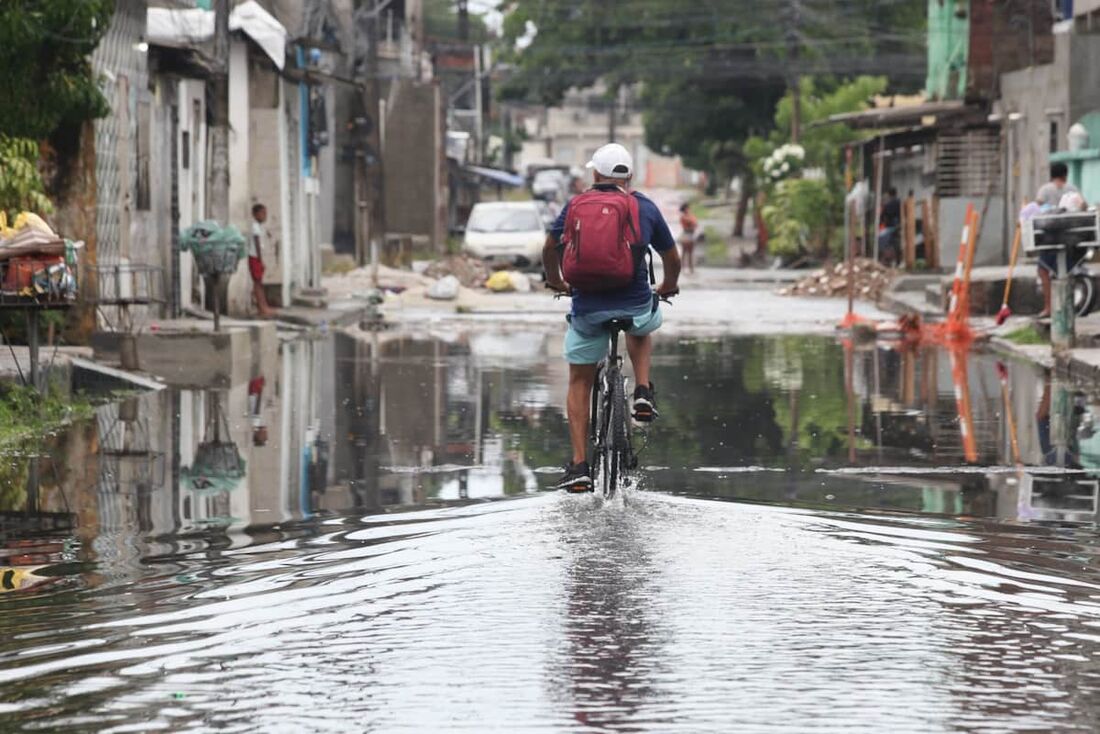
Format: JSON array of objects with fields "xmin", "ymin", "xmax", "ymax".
[{"xmin": 543, "ymin": 143, "xmax": 681, "ymax": 492}]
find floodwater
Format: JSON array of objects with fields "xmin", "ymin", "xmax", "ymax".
[{"xmin": 4, "ymin": 328, "xmax": 1100, "ymax": 731}]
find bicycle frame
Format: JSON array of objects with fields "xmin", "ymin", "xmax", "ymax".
[{"xmin": 590, "ymin": 322, "xmax": 633, "ymax": 499}]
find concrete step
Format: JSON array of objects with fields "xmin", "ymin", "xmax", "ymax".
[
  {"xmin": 292, "ymin": 288, "xmax": 329, "ymax": 309},
  {"xmin": 928, "ymin": 273, "xmax": 1042, "ymax": 316}
]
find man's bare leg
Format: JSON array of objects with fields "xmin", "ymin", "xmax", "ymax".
[
  {"xmin": 567, "ymin": 364, "xmax": 597, "ymax": 465},
  {"xmin": 626, "ymin": 333, "xmax": 652, "ymax": 388}
]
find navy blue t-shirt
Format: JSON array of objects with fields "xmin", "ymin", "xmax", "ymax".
[{"xmin": 551, "ymin": 188, "xmax": 676, "ymax": 315}]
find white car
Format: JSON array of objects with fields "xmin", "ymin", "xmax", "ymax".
[
  {"xmin": 463, "ymin": 201, "xmax": 551, "ymax": 269},
  {"xmin": 531, "ymin": 168, "xmax": 568, "ymax": 202}
]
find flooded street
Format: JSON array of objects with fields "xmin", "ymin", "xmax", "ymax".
[{"xmin": 4, "ymin": 325, "xmax": 1100, "ymax": 731}]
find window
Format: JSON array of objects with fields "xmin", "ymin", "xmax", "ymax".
[
  {"xmin": 1051, "ymin": 120, "xmax": 1060, "ymax": 154},
  {"xmin": 181, "ymin": 131, "xmax": 190, "ymax": 170}
]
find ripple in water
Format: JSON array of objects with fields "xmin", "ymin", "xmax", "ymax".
[{"xmin": 3, "ymin": 492, "xmax": 1100, "ymax": 732}]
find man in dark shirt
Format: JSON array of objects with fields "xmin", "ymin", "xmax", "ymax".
[
  {"xmin": 543, "ymin": 143, "xmax": 681, "ymax": 492},
  {"xmin": 878, "ymin": 187, "xmax": 901, "ymax": 265}
]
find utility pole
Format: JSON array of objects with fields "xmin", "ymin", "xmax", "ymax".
[
  {"xmin": 474, "ymin": 44, "xmax": 483, "ymax": 162},
  {"xmin": 608, "ymin": 83, "xmax": 618, "ymax": 142},
  {"xmin": 786, "ymin": 0, "xmax": 801, "ymax": 143},
  {"xmin": 210, "ymin": 0, "xmax": 230, "ymax": 224},
  {"xmin": 457, "ymin": 0, "xmax": 469, "ymax": 42},
  {"xmin": 362, "ymin": 0, "xmax": 386, "ymax": 286},
  {"xmin": 209, "ymin": 0, "xmax": 230, "ymax": 330}
]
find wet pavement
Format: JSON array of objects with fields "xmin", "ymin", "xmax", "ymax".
[{"xmin": 4, "ymin": 325, "xmax": 1100, "ymax": 731}]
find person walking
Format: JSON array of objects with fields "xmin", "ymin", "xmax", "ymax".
[
  {"xmin": 877, "ymin": 187, "xmax": 902, "ymax": 266},
  {"xmin": 250, "ymin": 203, "xmax": 275, "ymax": 319},
  {"xmin": 1035, "ymin": 163, "xmax": 1080, "ymax": 317},
  {"xmin": 679, "ymin": 202, "xmax": 699, "ymax": 274},
  {"xmin": 543, "ymin": 143, "xmax": 681, "ymax": 492}
]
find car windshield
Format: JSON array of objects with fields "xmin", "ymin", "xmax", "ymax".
[
  {"xmin": 533, "ymin": 171, "xmax": 563, "ymax": 186},
  {"xmin": 467, "ymin": 206, "xmax": 542, "ymax": 233}
]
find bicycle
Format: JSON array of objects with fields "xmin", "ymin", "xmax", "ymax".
[
  {"xmin": 589, "ymin": 316, "xmax": 636, "ymax": 499},
  {"xmin": 553, "ymin": 288, "xmax": 675, "ymax": 499}
]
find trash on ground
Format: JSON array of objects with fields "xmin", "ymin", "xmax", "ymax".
[
  {"xmin": 508, "ymin": 271, "xmax": 532, "ymax": 292},
  {"xmin": 324, "ymin": 264, "xmax": 434, "ymax": 301},
  {"xmin": 423, "ymin": 255, "xmax": 491, "ymax": 289},
  {"xmin": 427, "ymin": 274, "xmax": 461, "ymax": 300},
  {"xmin": 778, "ymin": 258, "xmax": 896, "ymax": 301},
  {"xmin": 484, "ymin": 270, "xmax": 533, "ymax": 293}
]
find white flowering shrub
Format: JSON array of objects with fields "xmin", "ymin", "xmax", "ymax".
[{"xmin": 761, "ymin": 143, "xmax": 806, "ymax": 183}]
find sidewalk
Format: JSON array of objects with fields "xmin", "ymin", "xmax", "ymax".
[{"xmin": 876, "ymin": 266, "xmax": 1100, "ymax": 385}]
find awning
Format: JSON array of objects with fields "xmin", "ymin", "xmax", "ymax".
[
  {"xmin": 147, "ymin": 0, "xmax": 287, "ymax": 70},
  {"xmin": 818, "ymin": 100, "xmax": 970, "ymax": 130},
  {"xmin": 465, "ymin": 165, "xmax": 525, "ymax": 187}
]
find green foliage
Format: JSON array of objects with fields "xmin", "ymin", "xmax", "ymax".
[
  {"xmin": 0, "ymin": 0, "xmax": 113, "ymax": 140},
  {"xmin": 1004, "ymin": 325, "xmax": 1047, "ymax": 345},
  {"xmin": 749, "ymin": 76, "xmax": 886, "ymax": 191},
  {"xmin": 641, "ymin": 80, "xmax": 784, "ymax": 183},
  {"xmin": 0, "ymin": 135, "xmax": 53, "ymax": 219},
  {"xmin": 759, "ymin": 336, "xmax": 852, "ymax": 465},
  {"xmin": 781, "ymin": 76, "xmax": 887, "ymax": 184},
  {"xmin": 762, "ymin": 178, "xmax": 836, "ymax": 259},
  {"xmin": 0, "ymin": 383, "xmax": 92, "ymax": 446},
  {"xmin": 499, "ymin": 0, "xmax": 640, "ymax": 105},
  {"xmin": 498, "ymin": 0, "xmax": 922, "ymax": 183},
  {"xmin": 747, "ymin": 76, "xmax": 885, "ymax": 259}
]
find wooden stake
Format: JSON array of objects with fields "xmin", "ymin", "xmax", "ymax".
[{"xmin": 903, "ymin": 194, "xmax": 917, "ymax": 269}]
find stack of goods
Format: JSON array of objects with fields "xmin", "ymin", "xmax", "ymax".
[
  {"xmin": 0, "ymin": 212, "xmax": 81, "ymax": 303},
  {"xmin": 778, "ymin": 258, "xmax": 896, "ymax": 302}
]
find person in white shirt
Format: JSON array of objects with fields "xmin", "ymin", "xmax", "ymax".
[{"xmin": 250, "ymin": 203, "xmax": 275, "ymax": 318}]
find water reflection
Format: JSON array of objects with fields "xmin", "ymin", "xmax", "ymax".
[
  {"xmin": 5, "ymin": 330, "xmax": 1100, "ymax": 729},
  {"xmin": 6, "ymin": 332, "xmax": 1100, "ymax": 585},
  {"xmin": 6, "ymin": 331, "xmax": 1100, "ymax": 579}
]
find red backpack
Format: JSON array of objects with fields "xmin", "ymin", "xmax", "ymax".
[{"xmin": 561, "ymin": 187, "xmax": 641, "ymax": 291}]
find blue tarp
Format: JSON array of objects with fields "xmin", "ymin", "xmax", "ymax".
[{"xmin": 465, "ymin": 165, "xmax": 524, "ymax": 188}]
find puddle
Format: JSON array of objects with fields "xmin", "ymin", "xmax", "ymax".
[{"xmin": 2, "ymin": 329, "xmax": 1100, "ymax": 730}]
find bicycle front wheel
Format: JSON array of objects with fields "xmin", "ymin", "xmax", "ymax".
[{"xmin": 602, "ymin": 369, "xmax": 629, "ymax": 499}]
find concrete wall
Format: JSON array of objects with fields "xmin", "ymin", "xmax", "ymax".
[
  {"xmin": 999, "ymin": 29, "xmax": 1100, "ymax": 212},
  {"xmin": 1069, "ymin": 32, "xmax": 1100, "ymax": 125},
  {"xmin": 227, "ymin": 44, "xmax": 305, "ymax": 315},
  {"xmin": 938, "ymin": 197, "xmax": 1007, "ymax": 268},
  {"xmin": 1000, "ymin": 63, "xmax": 1066, "ymax": 215},
  {"xmin": 383, "ymin": 79, "xmax": 445, "ymax": 246}
]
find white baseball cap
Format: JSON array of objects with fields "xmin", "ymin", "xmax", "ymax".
[{"xmin": 586, "ymin": 143, "xmax": 634, "ymax": 179}]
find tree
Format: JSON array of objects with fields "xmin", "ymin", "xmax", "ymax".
[
  {"xmin": 0, "ymin": 137, "xmax": 52, "ymax": 220},
  {"xmin": 0, "ymin": 1, "xmax": 113, "ymax": 141},
  {"xmin": 499, "ymin": 0, "xmax": 641, "ymax": 109},
  {"xmin": 497, "ymin": 0, "xmax": 923, "ymax": 228},
  {"xmin": 750, "ymin": 76, "xmax": 887, "ymax": 260}
]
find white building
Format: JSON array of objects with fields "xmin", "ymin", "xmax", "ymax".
[{"xmin": 146, "ymin": 0, "xmax": 331, "ymax": 316}]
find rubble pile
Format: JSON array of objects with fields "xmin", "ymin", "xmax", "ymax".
[
  {"xmin": 778, "ymin": 258, "xmax": 896, "ymax": 301},
  {"xmin": 423, "ymin": 255, "xmax": 491, "ymax": 289}
]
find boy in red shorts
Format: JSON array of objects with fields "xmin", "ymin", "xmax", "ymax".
[{"xmin": 250, "ymin": 203, "xmax": 275, "ymax": 318}]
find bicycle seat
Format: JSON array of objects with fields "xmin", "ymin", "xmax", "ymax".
[{"xmin": 602, "ymin": 318, "xmax": 634, "ymax": 333}]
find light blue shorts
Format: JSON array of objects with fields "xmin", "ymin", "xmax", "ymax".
[{"xmin": 564, "ymin": 303, "xmax": 663, "ymax": 365}]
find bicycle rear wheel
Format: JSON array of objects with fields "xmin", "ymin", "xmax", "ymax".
[{"xmin": 601, "ymin": 367, "xmax": 629, "ymax": 499}]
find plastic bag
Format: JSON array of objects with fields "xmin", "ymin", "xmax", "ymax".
[
  {"xmin": 13, "ymin": 212, "xmax": 55, "ymax": 236},
  {"xmin": 485, "ymin": 271, "xmax": 515, "ymax": 292},
  {"xmin": 427, "ymin": 275, "xmax": 460, "ymax": 300},
  {"xmin": 507, "ymin": 271, "xmax": 532, "ymax": 292}
]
